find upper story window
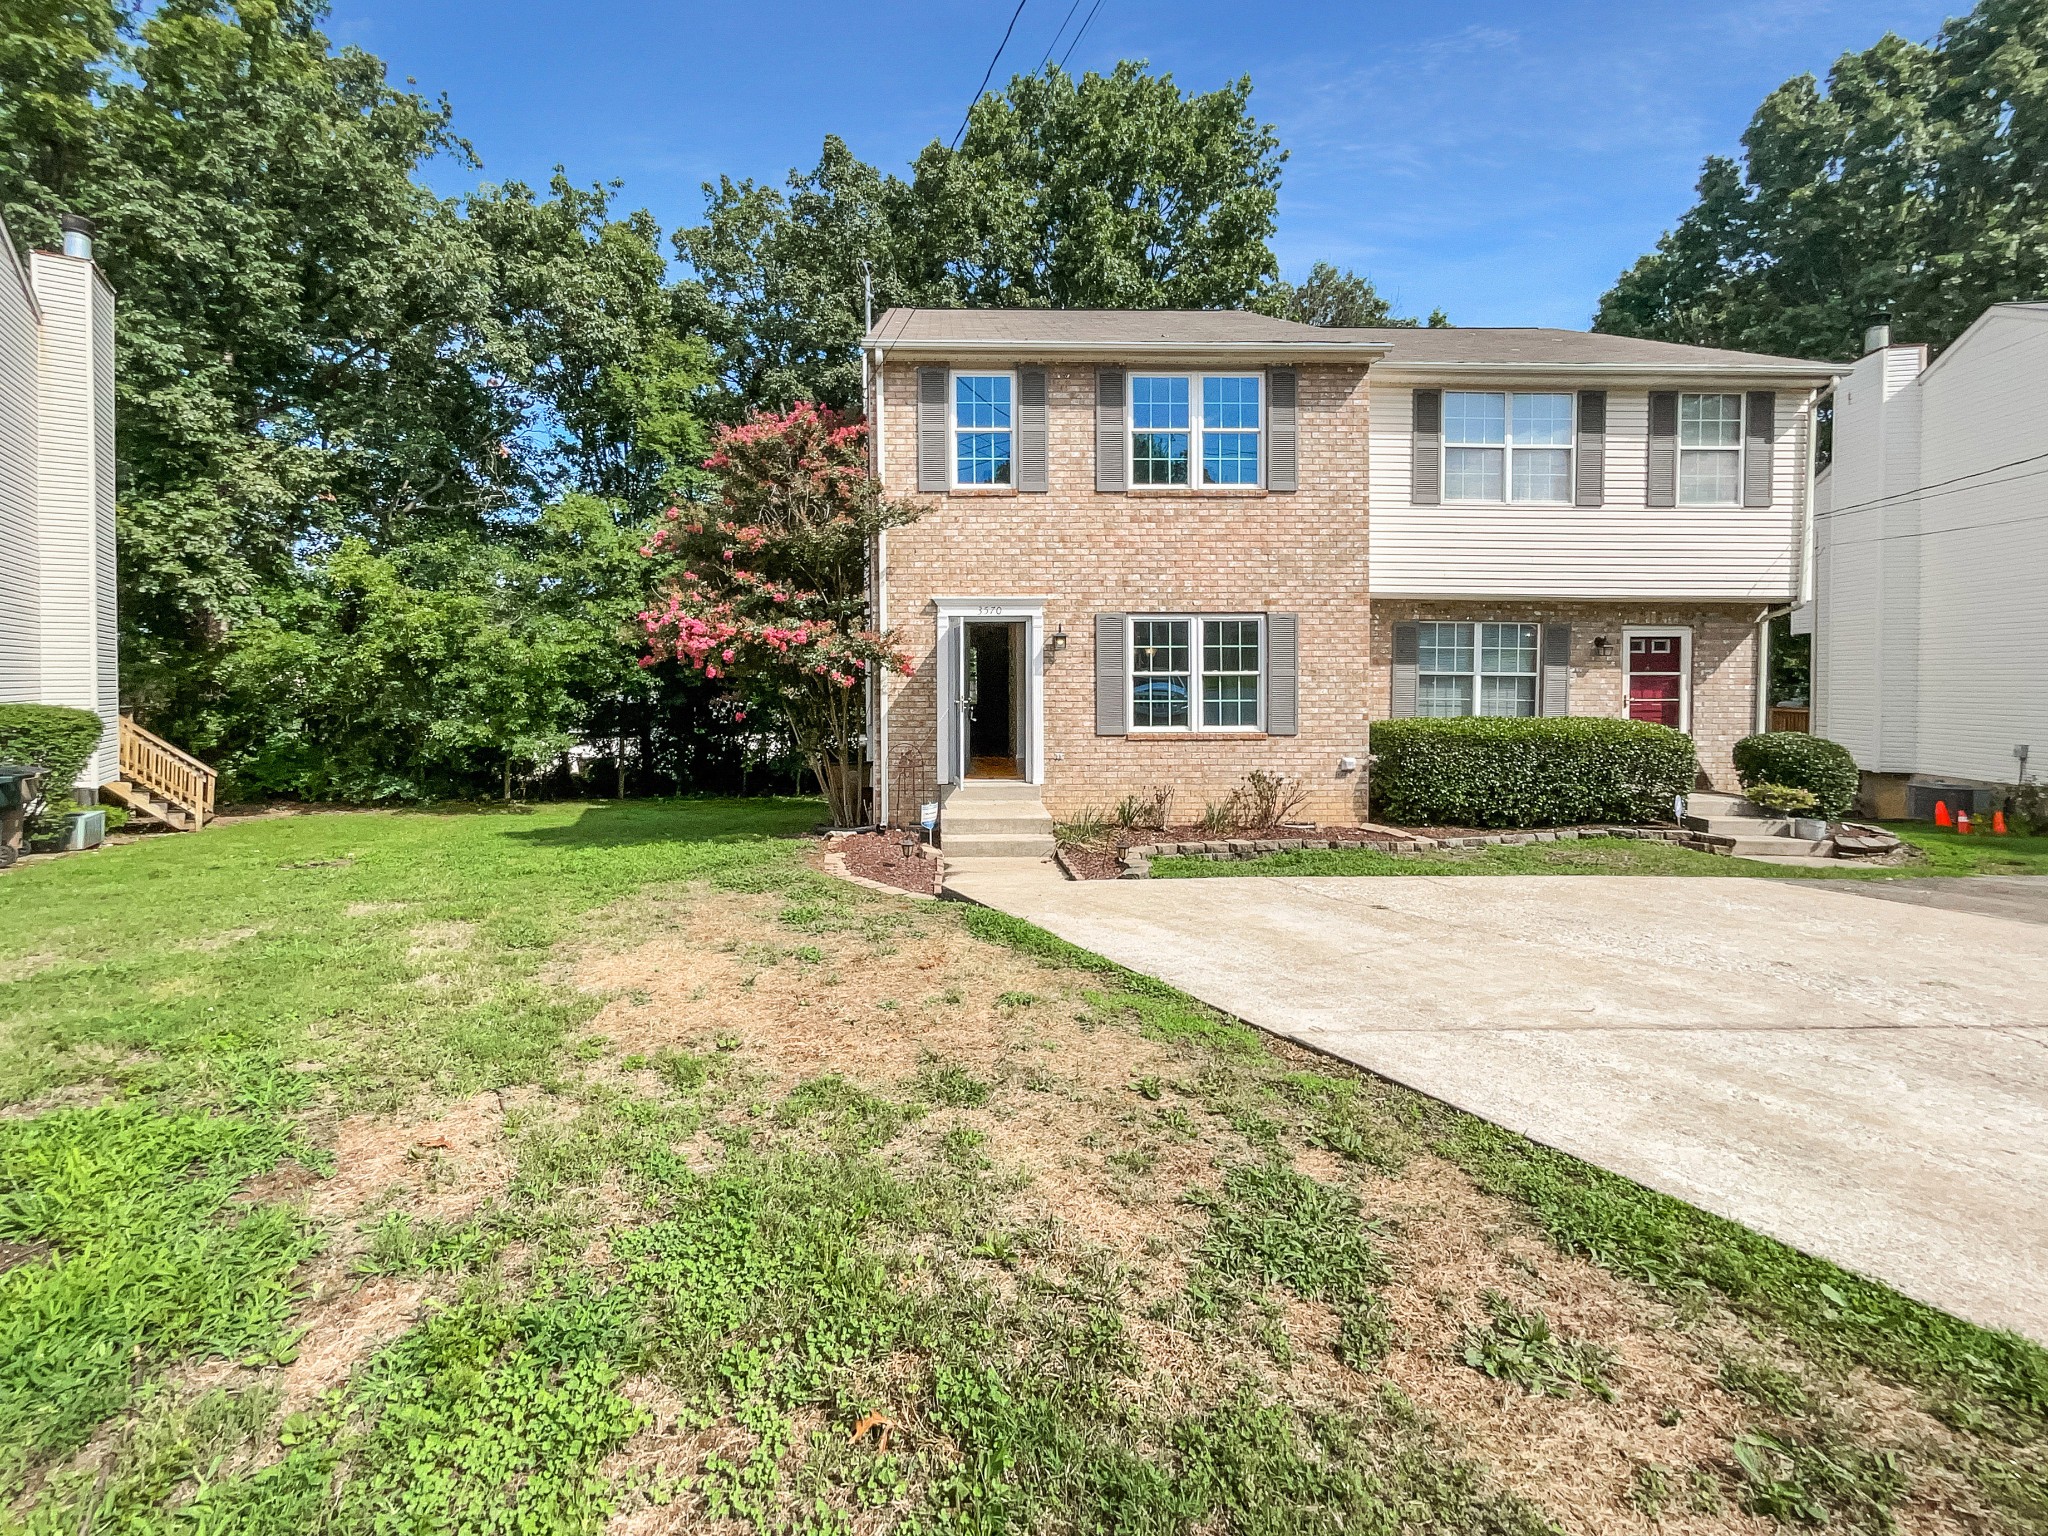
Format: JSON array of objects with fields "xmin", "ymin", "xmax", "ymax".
[
  {"xmin": 1131, "ymin": 374, "xmax": 1262, "ymax": 488},
  {"xmin": 953, "ymin": 373, "xmax": 1013, "ymax": 486},
  {"xmin": 1679, "ymin": 393, "xmax": 1742, "ymax": 504},
  {"xmin": 1443, "ymin": 392, "xmax": 1573, "ymax": 503}
]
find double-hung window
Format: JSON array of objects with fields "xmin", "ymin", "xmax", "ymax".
[
  {"xmin": 1443, "ymin": 392, "xmax": 1573, "ymax": 503},
  {"xmin": 1130, "ymin": 616, "xmax": 1263, "ymax": 730},
  {"xmin": 1678, "ymin": 393, "xmax": 1742, "ymax": 504},
  {"xmin": 953, "ymin": 373, "xmax": 1013, "ymax": 486},
  {"xmin": 1417, "ymin": 621, "xmax": 1538, "ymax": 717},
  {"xmin": 1130, "ymin": 374, "xmax": 1262, "ymax": 487}
]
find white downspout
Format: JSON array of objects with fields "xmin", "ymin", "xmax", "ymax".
[{"xmin": 866, "ymin": 342, "xmax": 890, "ymax": 826}]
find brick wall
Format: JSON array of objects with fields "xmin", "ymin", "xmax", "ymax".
[
  {"xmin": 876, "ymin": 360, "xmax": 1372, "ymax": 823},
  {"xmin": 1365, "ymin": 600, "xmax": 1766, "ymax": 790}
]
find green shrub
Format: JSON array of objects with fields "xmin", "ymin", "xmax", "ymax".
[
  {"xmin": 1369, "ymin": 717, "xmax": 1697, "ymax": 829},
  {"xmin": 1732, "ymin": 733, "xmax": 1859, "ymax": 820},
  {"xmin": 1743, "ymin": 782, "xmax": 1821, "ymax": 817},
  {"xmin": 0, "ymin": 704, "xmax": 104, "ymax": 792}
]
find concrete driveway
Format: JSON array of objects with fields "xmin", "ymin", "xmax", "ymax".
[{"xmin": 945, "ymin": 867, "xmax": 2048, "ymax": 1342}]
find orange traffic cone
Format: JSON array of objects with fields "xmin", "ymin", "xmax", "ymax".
[
  {"xmin": 1957, "ymin": 809, "xmax": 1972, "ymax": 834},
  {"xmin": 1994, "ymin": 810, "xmax": 2008, "ymax": 835},
  {"xmin": 1934, "ymin": 800, "xmax": 1952, "ymax": 827}
]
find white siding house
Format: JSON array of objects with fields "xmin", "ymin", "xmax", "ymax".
[
  {"xmin": 0, "ymin": 215, "xmax": 121, "ymax": 790},
  {"xmin": 1810, "ymin": 306, "xmax": 2048, "ymax": 809}
]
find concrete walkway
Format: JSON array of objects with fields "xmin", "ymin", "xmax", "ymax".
[{"xmin": 945, "ymin": 867, "xmax": 2048, "ymax": 1342}]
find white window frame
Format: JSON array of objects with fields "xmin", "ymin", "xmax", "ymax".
[
  {"xmin": 1415, "ymin": 620, "xmax": 1541, "ymax": 718},
  {"xmin": 1127, "ymin": 373, "xmax": 1265, "ymax": 490},
  {"xmin": 1127, "ymin": 613, "xmax": 1266, "ymax": 733},
  {"xmin": 1676, "ymin": 392, "xmax": 1744, "ymax": 507},
  {"xmin": 1440, "ymin": 391, "xmax": 1576, "ymax": 505},
  {"xmin": 949, "ymin": 368, "xmax": 1017, "ymax": 489},
  {"xmin": 1621, "ymin": 625, "xmax": 1693, "ymax": 734}
]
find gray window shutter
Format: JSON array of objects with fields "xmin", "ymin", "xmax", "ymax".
[
  {"xmin": 1095, "ymin": 613, "xmax": 1127, "ymax": 735},
  {"xmin": 1266, "ymin": 614, "xmax": 1299, "ymax": 735},
  {"xmin": 1095, "ymin": 368, "xmax": 1126, "ymax": 492},
  {"xmin": 1647, "ymin": 391, "xmax": 1678, "ymax": 508},
  {"xmin": 1744, "ymin": 391, "xmax": 1775, "ymax": 507},
  {"xmin": 1017, "ymin": 368, "xmax": 1048, "ymax": 492},
  {"xmin": 1411, "ymin": 390, "xmax": 1442, "ymax": 505},
  {"xmin": 1266, "ymin": 368, "xmax": 1298, "ymax": 492},
  {"xmin": 1541, "ymin": 624, "xmax": 1572, "ymax": 716},
  {"xmin": 918, "ymin": 367, "xmax": 948, "ymax": 493},
  {"xmin": 1389, "ymin": 622, "xmax": 1419, "ymax": 718},
  {"xmin": 1574, "ymin": 391, "xmax": 1606, "ymax": 507}
]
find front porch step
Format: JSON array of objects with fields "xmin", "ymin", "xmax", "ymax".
[
  {"xmin": 1684, "ymin": 814, "xmax": 1796, "ymax": 838},
  {"xmin": 940, "ymin": 782, "xmax": 1055, "ymax": 861},
  {"xmin": 1723, "ymin": 835, "xmax": 1831, "ymax": 858}
]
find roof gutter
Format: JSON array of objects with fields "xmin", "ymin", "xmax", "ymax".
[
  {"xmin": 1371, "ymin": 361, "xmax": 1844, "ymax": 383},
  {"xmin": 864, "ymin": 338, "xmax": 1393, "ymax": 362}
]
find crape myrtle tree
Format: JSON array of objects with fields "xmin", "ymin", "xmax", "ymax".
[
  {"xmin": 639, "ymin": 406, "xmax": 921, "ymax": 824},
  {"xmin": 1595, "ymin": 0, "xmax": 2048, "ymax": 359}
]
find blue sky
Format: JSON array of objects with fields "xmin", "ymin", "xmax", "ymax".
[{"xmin": 324, "ymin": 0, "xmax": 1962, "ymax": 328}]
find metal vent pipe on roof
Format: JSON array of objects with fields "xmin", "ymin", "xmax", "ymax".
[
  {"xmin": 59, "ymin": 213, "xmax": 94, "ymax": 261},
  {"xmin": 1862, "ymin": 312, "xmax": 1892, "ymax": 354}
]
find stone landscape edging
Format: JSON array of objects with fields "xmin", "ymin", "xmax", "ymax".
[{"xmin": 1112, "ymin": 825, "xmax": 1714, "ymax": 877}]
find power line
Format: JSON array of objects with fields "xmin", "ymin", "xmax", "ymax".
[
  {"xmin": 1038, "ymin": 0, "xmax": 1086, "ymax": 71},
  {"xmin": 1820, "ymin": 468, "xmax": 2048, "ymax": 550},
  {"xmin": 1814, "ymin": 446, "xmax": 2048, "ymax": 520},
  {"xmin": 1058, "ymin": 0, "xmax": 1107, "ymax": 74},
  {"xmin": 952, "ymin": 0, "xmax": 1032, "ymax": 151}
]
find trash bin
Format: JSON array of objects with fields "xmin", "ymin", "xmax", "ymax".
[{"xmin": 0, "ymin": 763, "xmax": 50, "ymax": 868}]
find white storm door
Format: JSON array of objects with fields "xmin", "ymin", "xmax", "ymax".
[{"xmin": 939, "ymin": 617, "xmax": 969, "ymax": 784}]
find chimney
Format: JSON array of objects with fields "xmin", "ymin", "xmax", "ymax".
[
  {"xmin": 1862, "ymin": 311, "xmax": 1892, "ymax": 354},
  {"xmin": 59, "ymin": 213, "xmax": 94, "ymax": 262}
]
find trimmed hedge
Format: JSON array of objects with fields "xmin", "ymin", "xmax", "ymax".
[
  {"xmin": 1732, "ymin": 732, "xmax": 1859, "ymax": 821},
  {"xmin": 1369, "ymin": 717, "xmax": 1698, "ymax": 829},
  {"xmin": 0, "ymin": 703, "xmax": 104, "ymax": 791}
]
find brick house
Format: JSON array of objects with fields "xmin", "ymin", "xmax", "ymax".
[{"xmin": 860, "ymin": 309, "xmax": 1837, "ymax": 847}]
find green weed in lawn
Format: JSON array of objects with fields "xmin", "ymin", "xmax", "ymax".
[
  {"xmin": 1191, "ymin": 1162, "xmax": 1388, "ymax": 1307},
  {"xmin": 1460, "ymin": 1291, "xmax": 1618, "ymax": 1402}
]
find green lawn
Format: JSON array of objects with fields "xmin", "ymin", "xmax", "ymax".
[
  {"xmin": 1, "ymin": 802, "xmax": 2042, "ymax": 1533},
  {"xmin": 1154, "ymin": 823, "xmax": 2048, "ymax": 880}
]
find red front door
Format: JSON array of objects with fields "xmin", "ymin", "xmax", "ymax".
[{"xmin": 1627, "ymin": 634, "xmax": 1685, "ymax": 728}]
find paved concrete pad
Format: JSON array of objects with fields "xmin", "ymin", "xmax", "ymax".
[{"xmin": 944, "ymin": 869, "xmax": 2048, "ymax": 1342}]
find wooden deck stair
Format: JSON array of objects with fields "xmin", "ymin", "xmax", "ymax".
[{"xmin": 101, "ymin": 715, "xmax": 216, "ymax": 832}]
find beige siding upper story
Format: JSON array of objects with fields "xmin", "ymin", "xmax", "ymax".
[
  {"xmin": 29, "ymin": 251, "xmax": 119, "ymax": 786},
  {"xmin": 0, "ymin": 234, "xmax": 39, "ymax": 701},
  {"xmin": 1369, "ymin": 383, "xmax": 1812, "ymax": 600}
]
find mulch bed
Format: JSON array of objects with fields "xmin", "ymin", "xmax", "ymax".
[{"xmin": 834, "ymin": 830, "xmax": 940, "ymax": 895}]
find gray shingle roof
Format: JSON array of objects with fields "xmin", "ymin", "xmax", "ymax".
[{"xmin": 864, "ymin": 308, "xmax": 1840, "ymax": 376}]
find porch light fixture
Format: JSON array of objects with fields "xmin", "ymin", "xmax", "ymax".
[
  {"xmin": 1592, "ymin": 635, "xmax": 1610, "ymax": 658},
  {"xmin": 1050, "ymin": 622, "xmax": 1068, "ymax": 652}
]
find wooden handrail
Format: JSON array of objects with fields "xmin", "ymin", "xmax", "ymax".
[{"xmin": 118, "ymin": 715, "xmax": 217, "ymax": 825}]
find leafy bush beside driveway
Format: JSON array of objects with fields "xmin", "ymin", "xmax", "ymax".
[{"xmin": 1369, "ymin": 717, "xmax": 1697, "ymax": 828}]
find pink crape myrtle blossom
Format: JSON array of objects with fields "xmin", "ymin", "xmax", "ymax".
[{"xmin": 638, "ymin": 402, "xmax": 923, "ymax": 823}]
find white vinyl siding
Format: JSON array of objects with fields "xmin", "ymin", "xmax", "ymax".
[
  {"xmin": 1814, "ymin": 308, "xmax": 2048, "ymax": 784},
  {"xmin": 1371, "ymin": 384, "xmax": 1808, "ymax": 599},
  {"xmin": 27, "ymin": 253, "xmax": 119, "ymax": 786},
  {"xmin": 0, "ymin": 236, "xmax": 40, "ymax": 700}
]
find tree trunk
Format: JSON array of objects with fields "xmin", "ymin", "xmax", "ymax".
[{"xmin": 503, "ymin": 758, "xmax": 512, "ymax": 802}]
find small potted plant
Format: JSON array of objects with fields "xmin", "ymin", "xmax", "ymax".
[{"xmin": 1745, "ymin": 782, "xmax": 1828, "ymax": 841}]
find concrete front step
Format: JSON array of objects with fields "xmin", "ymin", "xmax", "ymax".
[
  {"xmin": 944, "ymin": 779, "xmax": 1043, "ymax": 801},
  {"xmin": 943, "ymin": 808, "xmax": 1057, "ymax": 837},
  {"xmin": 942, "ymin": 831, "xmax": 1057, "ymax": 859},
  {"xmin": 1725, "ymin": 836, "xmax": 1831, "ymax": 858},
  {"xmin": 1685, "ymin": 814, "xmax": 1796, "ymax": 838}
]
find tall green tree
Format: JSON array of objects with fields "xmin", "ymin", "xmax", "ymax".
[
  {"xmin": 1255, "ymin": 261, "xmax": 1447, "ymax": 327},
  {"xmin": 1595, "ymin": 0, "xmax": 2048, "ymax": 358},
  {"xmin": 676, "ymin": 62, "xmax": 1288, "ymax": 411}
]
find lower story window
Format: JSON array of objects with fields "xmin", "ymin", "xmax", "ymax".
[
  {"xmin": 1131, "ymin": 616, "xmax": 1263, "ymax": 730},
  {"xmin": 1418, "ymin": 621, "xmax": 1537, "ymax": 717}
]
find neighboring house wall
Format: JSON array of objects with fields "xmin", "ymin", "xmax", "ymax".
[
  {"xmin": 1, "ymin": 235, "xmax": 120, "ymax": 790},
  {"xmin": 875, "ymin": 357, "xmax": 1373, "ymax": 823},
  {"xmin": 0, "ymin": 235, "xmax": 40, "ymax": 702},
  {"xmin": 1814, "ymin": 306, "xmax": 2048, "ymax": 792},
  {"xmin": 1369, "ymin": 384, "xmax": 1809, "ymax": 599}
]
